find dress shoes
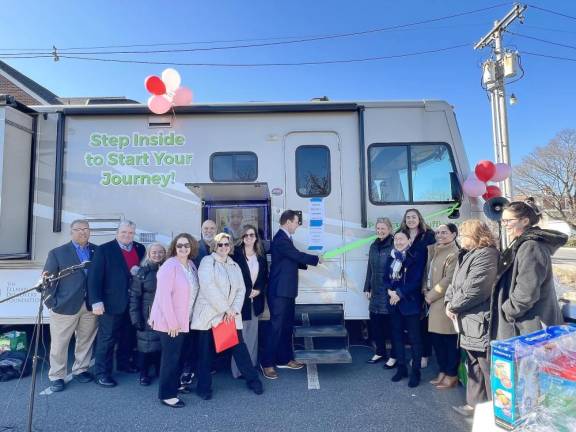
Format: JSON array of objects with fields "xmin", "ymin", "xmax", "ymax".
[
  {"xmin": 178, "ymin": 384, "xmax": 192, "ymax": 394},
  {"xmin": 139, "ymin": 376, "xmax": 151, "ymax": 386},
  {"xmin": 436, "ymin": 375, "xmax": 459, "ymax": 389},
  {"xmin": 247, "ymin": 380, "xmax": 264, "ymax": 395},
  {"xmin": 408, "ymin": 370, "xmax": 421, "ymax": 388},
  {"xmin": 276, "ymin": 360, "xmax": 304, "ymax": 370},
  {"xmin": 73, "ymin": 372, "xmax": 94, "ymax": 383},
  {"xmin": 95, "ymin": 376, "xmax": 117, "ymax": 387},
  {"xmin": 161, "ymin": 398, "xmax": 185, "ymax": 408},
  {"xmin": 391, "ymin": 365, "xmax": 408, "ymax": 382},
  {"xmin": 452, "ymin": 405, "xmax": 475, "ymax": 417},
  {"xmin": 382, "ymin": 358, "xmax": 397, "ymax": 369},
  {"xmin": 197, "ymin": 391, "xmax": 212, "ymax": 400},
  {"xmin": 366, "ymin": 355, "xmax": 385, "ymax": 364},
  {"xmin": 180, "ymin": 372, "xmax": 194, "ymax": 386},
  {"xmin": 260, "ymin": 366, "xmax": 278, "ymax": 380},
  {"xmin": 49, "ymin": 379, "xmax": 65, "ymax": 392}
]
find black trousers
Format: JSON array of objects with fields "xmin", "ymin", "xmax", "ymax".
[
  {"xmin": 196, "ymin": 330, "xmax": 259, "ymax": 395},
  {"xmin": 94, "ymin": 311, "xmax": 132, "ymax": 378},
  {"xmin": 430, "ymin": 332, "xmax": 459, "ymax": 376},
  {"xmin": 138, "ymin": 351, "xmax": 161, "ymax": 377},
  {"xmin": 179, "ymin": 330, "xmax": 197, "ymax": 375},
  {"xmin": 466, "ymin": 349, "xmax": 492, "ymax": 407},
  {"xmin": 116, "ymin": 310, "xmax": 136, "ymax": 368},
  {"xmin": 420, "ymin": 316, "xmax": 433, "ymax": 358},
  {"xmin": 261, "ymin": 295, "xmax": 295, "ymax": 368},
  {"xmin": 158, "ymin": 332, "xmax": 185, "ymax": 400},
  {"xmin": 369, "ymin": 312, "xmax": 392, "ymax": 358},
  {"xmin": 390, "ymin": 310, "xmax": 422, "ymax": 371}
]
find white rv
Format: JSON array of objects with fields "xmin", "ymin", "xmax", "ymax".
[{"xmin": 0, "ymin": 97, "xmax": 479, "ymax": 329}]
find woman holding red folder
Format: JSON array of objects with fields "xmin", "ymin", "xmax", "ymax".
[
  {"xmin": 191, "ymin": 232, "xmax": 264, "ymax": 400},
  {"xmin": 149, "ymin": 233, "xmax": 199, "ymax": 408}
]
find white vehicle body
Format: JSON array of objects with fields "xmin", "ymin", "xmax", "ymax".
[{"xmin": 0, "ymin": 98, "xmax": 480, "ymax": 324}]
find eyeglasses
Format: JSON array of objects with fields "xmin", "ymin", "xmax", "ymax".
[
  {"xmin": 176, "ymin": 243, "xmax": 191, "ymax": 249},
  {"xmin": 217, "ymin": 243, "xmax": 230, "ymax": 248},
  {"xmin": 72, "ymin": 228, "xmax": 89, "ymax": 232},
  {"xmin": 501, "ymin": 218, "xmax": 518, "ymax": 225},
  {"xmin": 243, "ymin": 233, "xmax": 256, "ymax": 238}
]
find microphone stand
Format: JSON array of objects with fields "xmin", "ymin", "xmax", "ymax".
[{"xmin": 0, "ymin": 262, "xmax": 88, "ymax": 432}]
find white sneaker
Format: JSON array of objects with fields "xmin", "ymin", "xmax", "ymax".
[{"xmin": 421, "ymin": 357, "xmax": 429, "ymax": 369}]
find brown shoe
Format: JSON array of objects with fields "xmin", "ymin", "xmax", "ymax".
[
  {"xmin": 260, "ymin": 366, "xmax": 278, "ymax": 380},
  {"xmin": 436, "ymin": 375, "xmax": 459, "ymax": 389},
  {"xmin": 277, "ymin": 360, "xmax": 305, "ymax": 370},
  {"xmin": 429, "ymin": 373, "xmax": 446, "ymax": 385}
]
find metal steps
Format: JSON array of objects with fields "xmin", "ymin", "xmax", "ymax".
[{"xmin": 293, "ymin": 304, "xmax": 352, "ymax": 364}]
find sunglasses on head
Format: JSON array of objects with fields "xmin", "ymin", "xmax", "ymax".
[
  {"xmin": 176, "ymin": 243, "xmax": 190, "ymax": 249},
  {"xmin": 217, "ymin": 242, "xmax": 230, "ymax": 248}
]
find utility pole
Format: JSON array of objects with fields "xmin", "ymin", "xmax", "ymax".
[{"xmin": 474, "ymin": 3, "xmax": 527, "ymax": 201}]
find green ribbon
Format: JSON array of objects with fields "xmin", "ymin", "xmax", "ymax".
[{"xmin": 322, "ymin": 202, "xmax": 461, "ymax": 259}]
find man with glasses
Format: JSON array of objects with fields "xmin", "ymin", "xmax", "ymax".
[
  {"xmin": 261, "ymin": 210, "xmax": 322, "ymax": 379},
  {"xmin": 44, "ymin": 219, "xmax": 98, "ymax": 392},
  {"xmin": 88, "ymin": 220, "xmax": 146, "ymax": 387}
]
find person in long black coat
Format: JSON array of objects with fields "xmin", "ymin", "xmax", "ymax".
[
  {"xmin": 363, "ymin": 217, "xmax": 394, "ymax": 366},
  {"xmin": 129, "ymin": 243, "xmax": 167, "ymax": 386},
  {"xmin": 231, "ymin": 225, "xmax": 269, "ymax": 378}
]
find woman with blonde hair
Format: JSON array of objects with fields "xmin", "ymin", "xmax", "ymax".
[
  {"xmin": 192, "ymin": 232, "xmax": 263, "ymax": 399},
  {"xmin": 444, "ymin": 220, "xmax": 499, "ymax": 417}
]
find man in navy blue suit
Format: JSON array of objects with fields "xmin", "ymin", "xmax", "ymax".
[
  {"xmin": 88, "ymin": 221, "xmax": 146, "ymax": 387},
  {"xmin": 261, "ymin": 210, "xmax": 322, "ymax": 379}
]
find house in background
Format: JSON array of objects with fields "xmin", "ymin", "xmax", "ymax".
[{"xmin": 0, "ymin": 60, "xmax": 138, "ymax": 106}]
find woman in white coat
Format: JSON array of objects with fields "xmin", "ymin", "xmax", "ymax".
[{"xmin": 191, "ymin": 232, "xmax": 263, "ymax": 400}]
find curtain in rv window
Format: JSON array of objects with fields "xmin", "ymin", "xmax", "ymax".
[{"xmin": 368, "ymin": 143, "xmax": 455, "ymax": 204}]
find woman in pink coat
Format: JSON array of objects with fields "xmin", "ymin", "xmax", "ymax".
[{"xmin": 149, "ymin": 233, "xmax": 199, "ymax": 408}]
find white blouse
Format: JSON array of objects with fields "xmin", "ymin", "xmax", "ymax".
[{"xmin": 246, "ymin": 254, "xmax": 259, "ymax": 286}]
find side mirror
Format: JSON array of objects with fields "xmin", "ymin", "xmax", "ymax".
[{"xmin": 449, "ymin": 172, "xmax": 462, "ymax": 219}]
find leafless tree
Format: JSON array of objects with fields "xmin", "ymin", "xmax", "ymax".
[{"xmin": 514, "ymin": 129, "xmax": 576, "ymax": 230}]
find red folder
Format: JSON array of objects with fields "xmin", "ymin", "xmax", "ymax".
[{"xmin": 212, "ymin": 319, "xmax": 239, "ymax": 353}]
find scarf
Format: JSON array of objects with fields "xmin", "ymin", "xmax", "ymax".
[{"xmin": 389, "ymin": 248, "xmax": 407, "ymax": 281}]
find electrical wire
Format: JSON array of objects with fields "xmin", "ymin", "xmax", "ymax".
[
  {"xmin": 50, "ymin": 43, "xmax": 470, "ymax": 68},
  {"xmin": 527, "ymin": 4, "xmax": 576, "ymax": 21},
  {"xmin": 0, "ymin": 3, "xmax": 507, "ymax": 56},
  {"xmin": 507, "ymin": 31, "xmax": 576, "ymax": 51},
  {"xmin": 522, "ymin": 51, "xmax": 576, "ymax": 62}
]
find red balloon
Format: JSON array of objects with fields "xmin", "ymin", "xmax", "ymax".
[
  {"xmin": 144, "ymin": 75, "xmax": 166, "ymax": 95},
  {"xmin": 475, "ymin": 160, "xmax": 496, "ymax": 182},
  {"xmin": 482, "ymin": 185, "xmax": 502, "ymax": 200}
]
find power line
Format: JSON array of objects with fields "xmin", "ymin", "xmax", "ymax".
[
  {"xmin": 523, "ymin": 51, "xmax": 576, "ymax": 62},
  {"xmin": 50, "ymin": 43, "xmax": 470, "ymax": 67},
  {"xmin": 0, "ymin": 3, "xmax": 507, "ymax": 56},
  {"xmin": 507, "ymin": 31, "xmax": 576, "ymax": 50},
  {"xmin": 527, "ymin": 4, "xmax": 576, "ymax": 21}
]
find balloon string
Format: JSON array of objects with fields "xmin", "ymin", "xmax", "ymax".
[{"xmin": 322, "ymin": 202, "xmax": 460, "ymax": 259}]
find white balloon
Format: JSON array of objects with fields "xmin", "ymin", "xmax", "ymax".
[{"xmin": 161, "ymin": 68, "xmax": 181, "ymax": 92}]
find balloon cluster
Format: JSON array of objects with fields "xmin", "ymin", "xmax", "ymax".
[
  {"xmin": 145, "ymin": 68, "xmax": 193, "ymax": 115},
  {"xmin": 462, "ymin": 160, "xmax": 512, "ymax": 200}
]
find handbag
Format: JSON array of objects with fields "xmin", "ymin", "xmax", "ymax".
[{"xmin": 212, "ymin": 319, "xmax": 239, "ymax": 353}]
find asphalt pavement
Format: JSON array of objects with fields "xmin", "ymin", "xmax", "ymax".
[
  {"xmin": 553, "ymin": 247, "xmax": 576, "ymax": 266},
  {"xmin": 0, "ymin": 346, "xmax": 473, "ymax": 432}
]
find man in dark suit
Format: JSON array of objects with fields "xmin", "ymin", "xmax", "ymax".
[
  {"xmin": 44, "ymin": 219, "xmax": 98, "ymax": 392},
  {"xmin": 88, "ymin": 220, "xmax": 146, "ymax": 387},
  {"xmin": 261, "ymin": 210, "xmax": 322, "ymax": 379}
]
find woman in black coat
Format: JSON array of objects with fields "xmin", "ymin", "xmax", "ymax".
[
  {"xmin": 129, "ymin": 243, "xmax": 166, "ymax": 385},
  {"xmin": 363, "ymin": 217, "xmax": 395, "ymax": 366},
  {"xmin": 400, "ymin": 208, "xmax": 436, "ymax": 368},
  {"xmin": 231, "ymin": 224, "xmax": 269, "ymax": 378},
  {"xmin": 491, "ymin": 199, "xmax": 567, "ymax": 340}
]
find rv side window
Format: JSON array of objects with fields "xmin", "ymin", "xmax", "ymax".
[
  {"xmin": 210, "ymin": 152, "xmax": 258, "ymax": 182},
  {"xmin": 295, "ymin": 145, "xmax": 331, "ymax": 197},
  {"xmin": 368, "ymin": 143, "xmax": 456, "ymax": 204}
]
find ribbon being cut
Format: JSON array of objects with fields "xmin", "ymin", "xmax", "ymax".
[{"xmin": 322, "ymin": 202, "xmax": 460, "ymax": 259}]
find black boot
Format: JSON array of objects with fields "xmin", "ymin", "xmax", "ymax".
[
  {"xmin": 408, "ymin": 369, "xmax": 421, "ymax": 388},
  {"xmin": 391, "ymin": 365, "xmax": 408, "ymax": 382}
]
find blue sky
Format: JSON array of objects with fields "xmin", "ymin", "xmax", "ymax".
[{"xmin": 1, "ymin": 0, "xmax": 574, "ymax": 166}]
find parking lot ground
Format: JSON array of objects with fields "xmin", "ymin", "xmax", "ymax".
[{"xmin": 0, "ymin": 346, "xmax": 473, "ymax": 432}]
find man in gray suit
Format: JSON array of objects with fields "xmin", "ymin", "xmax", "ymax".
[{"xmin": 44, "ymin": 219, "xmax": 98, "ymax": 392}]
